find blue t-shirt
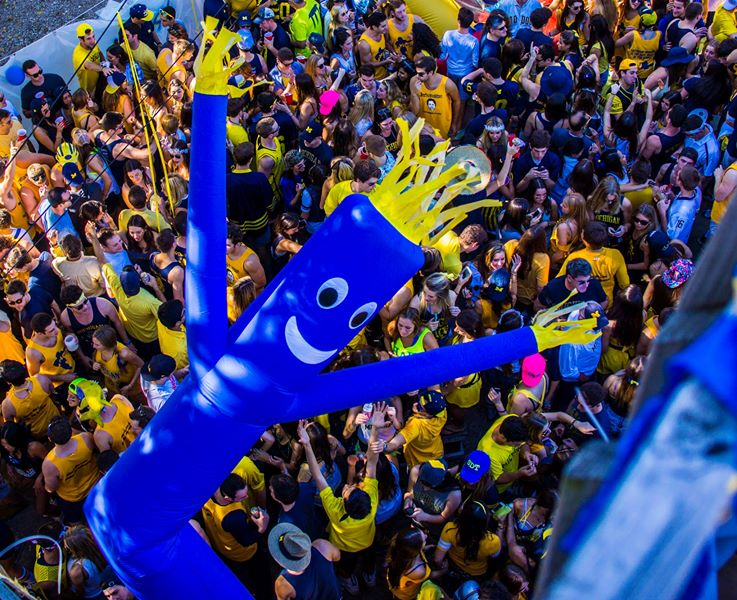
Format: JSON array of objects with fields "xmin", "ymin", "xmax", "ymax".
[
  {"xmin": 440, "ymin": 30, "xmax": 479, "ymax": 78},
  {"xmin": 495, "ymin": 0, "xmax": 543, "ymax": 36}
]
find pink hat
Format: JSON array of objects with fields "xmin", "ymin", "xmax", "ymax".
[
  {"xmin": 319, "ymin": 90, "xmax": 341, "ymax": 116},
  {"xmin": 521, "ymin": 353, "xmax": 546, "ymax": 387}
]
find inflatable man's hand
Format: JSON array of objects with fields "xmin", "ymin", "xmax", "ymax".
[{"xmin": 532, "ymin": 318, "xmax": 601, "ymax": 352}]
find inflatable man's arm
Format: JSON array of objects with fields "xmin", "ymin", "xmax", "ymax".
[
  {"xmin": 289, "ymin": 315, "xmax": 600, "ymax": 420},
  {"xmin": 185, "ymin": 22, "xmax": 241, "ymax": 380}
]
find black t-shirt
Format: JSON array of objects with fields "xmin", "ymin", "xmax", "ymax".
[
  {"xmin": 514, "ymin": 29, "xmax": 553, "ymax": 53},
  {"xmin": 462, "ymin": 109, "xmax": 506, "ymax": 145},
  {"xmin": 264, "ymin": 24, "xmax": 293, "ymax": 70},
  {"xmin": 225, "ymin": 169, "xmax": 273, "ymax": 235},
  {"xmin": 299, "ymin": 140, "xmax": 334, "ymax": 172},
  {"xmin": 538, "ymin": 275, "xmax": 607, "ymax": 310},
  {"xmin": 20, "ymin": 73, "xmax": 67, "ymax": 113}
]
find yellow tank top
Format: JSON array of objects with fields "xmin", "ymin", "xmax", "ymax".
[
  {"xmin": 72, "ymin": 107, "xmax": 95, "ymax": 130},
  {"xmin": 387, "ymin": 14, "xmax": 415, "ymax": 58},
  {"xmin": 27, "ymin": 332, "xmax": 75, "ymax": 386},
  {"xmin": 417, "ymin": 76, "xmax": 453, "ymax": 138},
  {"xmin": 97, "ymin": 395, "xmax": 135, "ymax": 454},
  {"xmin": 624, "ymin": 186, "xmax": 654, "ymax": 212},
  {"xmin": 46, "ymin": 434, "xmax": 99, "ymax": 502},
  {"xmin": 507, "ymin": 376, "xmax": 548, "ymax": 414},
  {"xmin": 6, "ymin": 193, "xmax": 32, "ymax": 232},
  {"xmin": 7, "ymin": 377, "xmax": 60, "ymax": 439},
  {"xmin": 226, "ymin": 246, "xmax": 257, "ymax": 285},
  {"xmin": 713, "ymin": 162, "xmax": 737, "ymax": 224},
  {"xmin": 392, "ymin": 328, "xmax": 430, "ymax": 356},
  {"xmin": 390, "ymin": 552, "xmax": 430, "ymax": 600},
  {"xmin": 0, "ymin": 322, "xmax": 24, "ymax": 363},
  {"xmin": 94, "ymin": 342, "xmax": 137, "ymax": 393},
  {"xmin": 34, "ymin": 546, "xmax": 66, "ymax": 587},
  {"xmin": 359, "ymin": 31, "xmax": 388, "ymax": 78},
  {"xmin": 202, "ymin": 499, "xmax": 258, "ymax": 562},
  {"xmin": 256, "ymin": 137, "xmax": 284, "ymax": 207},
  {"xmin": 627, "ymin": 31, "xmax": 661, "ymax": 78}
]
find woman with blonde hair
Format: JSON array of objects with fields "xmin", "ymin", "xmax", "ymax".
[
  {"xmin": 603, "ymin": 355, "xmax": 645, "ymax": 435},
  {"xmin": 385, "ymin": 306, "xmax": 439, "ymax": 356},
  {"xmin": 348, "ymin": 89, "xmax": 375, "ymax": 138},
  {"xmin": 320, "ymin": 157, "xmax": 354, "ymax": 210},
  {"xmin": 167, "ymin": 78, "xmax": 190, "ymax": 120},
  {"xmin": 227, "ymin": 276, "xmax": 257, "ymax": 325},
  {"xmin": 164, "ymin": 173, "xmax": 189, "ymax": 215},
  {"xmin": 62, "ymin": 524, "xmax": 107, "ymax": 599},
  {"xmin": 157, "ymin": 38, "xmax": 192, "ymax": 86},
  {"xmin": 549, "ymin": 192, "xmax": 589, "ymax": 269},
  {"xmin": 71, "ymin": 88, "xmax": 99, "ymax": 131},
  {"xmin": 410, "ymin": 272, "xmax": 460, "ymax": 346},
  {"xmin": 327, "ymin": 4, "xmax": 354, "ymax": 51},
  {"xmin": 589, "ymin": 176, "xmax": 631, "ymax": 246},
  {"xmin": 377, "ymin": 78, "xmax": 407, "ymax": 117}
]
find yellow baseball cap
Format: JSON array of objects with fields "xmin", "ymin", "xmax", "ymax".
[
  {"xmin": 619, "ymin": 59, "xmax": 638, "ymax": 72},
  {"xmin": 76, "ymin": 23, "xmax": 94, "ymax": 38}
]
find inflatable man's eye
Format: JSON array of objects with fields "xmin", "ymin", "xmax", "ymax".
[
  {"xmin": 316, "ymin": 278, "xmax": 349, "ymax": 308},
  {"xmin": 349, "ymin": 302, "xmax": 377, "ymax": 329}
]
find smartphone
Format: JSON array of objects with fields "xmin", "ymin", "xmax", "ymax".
[
  {"xmin": 528, "ymin": 208, "xmax": 543, "ymax": 220},
  {"xmin": 492, "ymin": 502, "xmax": 512, "ymax": 519},
  {"xmin": 461, "ymin": 265, "xmax": 473, "ymax": 279}
]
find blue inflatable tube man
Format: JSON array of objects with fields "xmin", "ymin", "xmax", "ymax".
[{"xmin": 84, "ymin": 23, "xmax": 598, "ymax": 599}]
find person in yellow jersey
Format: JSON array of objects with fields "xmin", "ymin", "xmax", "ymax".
[
  {"xmin": 710, "ymin": 160, "xmax": 737, "ymax": 239},
  {"xmin": 256, "ymin": 117, "xmax": 285, "ymax": 209},
  {"xmin": 290, "ymin": 0, "xmax": 324, "ymax": 58},
  {"xmin": 711, "ymin": 0, "xmax": 737, "ymax": 42},
  {"xmin": 323, "ymin": 159, "xmax": 380, "ymax": 216},
  {"xmin": 233, "ymin": 455, "xmax": 267, "ymax": 511},
  {"xmin": 0, "ymin": 360, "xmax": 59, "ymax": 440},
  {"xmin": 71, "ymin": 24, "xmax": 108, "ymax": 98},
  {"xmin": 226, "ymin": 223, "xmax": 267, "ymax": 292},
  {"xmin": 410, "ymin": 56, "xmax": 462, "ymax": 139},
  {"xmin": 299, "ymin": 406, "xmax": 380, "ymax": 596},
  {"xmin": 42, "ymin": 416, "xmax": 100, "ymax": 523},
  {"xmin": 200, "ymin": 473, "xmax": 271, "ymax": 594},
  {"xmin": 25, "ymin": 313, "xmax": 77, "ymax": 387},
  {"xmin": 358, "ymin": 11, "xmax": 395, "ymax": 79},
  {"xmin": 614, "ymin": 9, "xmax": 661, "ymax": 79},
  {"xmin": 122, "ymin": 23, "xmax": 158, "ymax": 82},
  {"xmin": 382, "ymin": 390, "xmax": 447, "ymax": 469},
  {"xmin": 0, "ymin": 309, "xmax": 24, "ymax": 364},
  {"xmin": 386, "ymin": 0, "xmax": 421, "ymax": 58},
  {"xmin": 156, "ymin": 300, "xmax": 189, "ymax": 377},
  {"xmin": 91, "ymin": 325, "xmax": 144, "ymax": 399},
  {"xmin": 558, "ymin": 221, "xmax": 630, "ymax": 306},
  {"xmin": 226, "ymin": 98, "xmax": 250, "ymax": 150},
  {"xmin": 476, "ymin": 414, "xmax": 534, "ymax": 493},
  {"xmin": 432, "ymin": 224, "xmax": 488, "ymax": 277}
]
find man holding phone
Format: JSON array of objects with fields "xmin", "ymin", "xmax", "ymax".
[{"xmin": 512, "ymin": 130, "xmax": 560, "ymax": 193}]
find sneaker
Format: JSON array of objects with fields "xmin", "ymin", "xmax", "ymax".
[
  {"xmin": 340, "ymin": 574, "xmax": 360, "ymax": 595},
  {"xmin": 362, "ymin": 570, "xmax": 377, "ymax": 588}
]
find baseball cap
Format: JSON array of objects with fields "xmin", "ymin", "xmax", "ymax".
[
  {"xmin": 521, "ymin": 353, "xmax": 546, "ymax": 387},
  {"xmin": 416, "ymin": 389, "xmax": 447, "ymax": 416},
  {"xmin": 120, "ymin": 269, "xmax": 141, "ymax": 296},
  {"xmin": 62, "ymin": 163, "xmax": 85, "ymax": 186},
  {"xmin": 236, "ymin": 29, "xmax": 255, "ymax": 51},
  {"xmin": 640, "ymin": 9, "xmax": 657, "ymax": 27},
  {"xmin": 142, "ymin": 354, "xmax": 176, "ymax": 380},
  {"xmin": 460, "ymin": 450, "xmax": 491, "ymax": 484},
  {"xmin": 236, "ymin": 10, "xmax": 253, "ymax": 28},
  {"xmin": 319, "ymin": 90, "xmax": 340, "ymax": 116},
  {"xmin": 662, "ymin": 258, "xmax": 694, "ymax": 289},
  {"xmin": 301, "ymin": 120, "xmax": 323, "ymax": 142},
  {"xmin": 268, "ymin": 524, "xmax": 312, "ymax": 572},
  {"xmin": 308, "ymin": 33, "xmax": 326, "ymax": 54},
  {"xmin": 419, "ymin": 459, "xmax": 447, "ymax": 487},
  {"xmin": 724, "ymin": 0, "xmax": 737, "ymax": 10},
  {"xmin": 76, "ymin": 23, "xmax": 94, "ymax": 37},
  {"xmin": 646, "ymin": 230, "xmax": 676, "ymax": 261},
  {"xmin": 683, "ymin": 108, "xmax": 708, "ymax": 135},
  {"xmin": 618, "ymin": 59, "xmax": 638, "ymax": 72},
  {"xmin": 130, "ymin": 3, "xmax": 154, "ymax": 21},
  {"xmin": 487, "ymin": 268, "xmax": 510, "ymax": 302},
  {"xmin": 540, "ymin": 65, "xmax": 573, "ymax": 99},
  {"xmin": 254, "ymin": 7, "xmax": 276, "ymax": 23},
  {"xmin": 105, "ymin": 71, "xmax": 127, "ymax": 95}
]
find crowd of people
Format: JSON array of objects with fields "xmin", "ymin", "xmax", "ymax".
[{"xmin": 0, "ymin": 0, "xmax": 730, "ymax": 597}]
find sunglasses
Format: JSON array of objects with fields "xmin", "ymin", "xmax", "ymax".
[
  {"xmin": 31, "ymin": 175, "xmax": 46, "ymax": 183},
  {"xmin": 7, "ymin": 297, "xmax": 24, "ymax": 306},
  {"xmin": 634, "ymin": 217, "xmax": 650, "ymax": 225},
  {"xmin": 69, "ymin": 299, "xmax": 88, "ymax": 310},
  {"xmin": 28, "ymin": 68, "xmax": 43, "ymax": 78}
]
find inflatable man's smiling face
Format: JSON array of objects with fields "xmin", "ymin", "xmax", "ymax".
[{"xmin": 233, "ymin": 195, "xmax": 424, "ymax": 383}]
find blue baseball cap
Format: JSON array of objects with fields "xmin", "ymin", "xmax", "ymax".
[{"xmin": 460, "ymin": 450, "xmax": 491, "ymax": 484}]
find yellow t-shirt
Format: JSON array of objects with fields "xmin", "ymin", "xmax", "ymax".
[
  {"xmin": 226, "ymin": 120, "xmax": 250, "ymax": 148},
  {"xmin": 438, "ymin": 523, "xmax": 502, "ymax": 576},
  {"xmin": 320, "ymin": 477, "xmax": 378, "ymax": 552},
  {"xmin": 504, "ymin": 241, "xmax": 549, "ymax": 305},
  {"xmin": 400, "ymin": 411, "xmax": 447, "ymax": 469},
  {"xmin": 324, "ymin": 180, "xmax": 354, "ymax": 217},
  {"xmin": 72, "ymin": 43, "xmax": 102, "ymax": 93},
  {"xmin": 118, "ymin": 208, "xmax": 171, "ymax": 232},
  {"xmin": 477, "ymin": 415, "xmax": 520, "ymax": 492},
  {"xmin": 131, "ymin": 42, "xmax": 158, "ymax": 82},
  {"xmin": 558, "ymin": 247, "xmax": 629, "ymax": 305},
  {"xmin": 432, "ymin": 231, "xmax": 461, "ymax": 276},
  {"xmin": 233, "ymin": 455, "xmax": 265, "ymax": 512},
  {"xmin": 156, "ymin": 322, "xmax": 188, "ymax": 370},
  {"xmin": 712, "ymin": 6, "xmax": 737, "ymax": 42},
  {"xmin": 103, "ymin": 263, "xmax": 162, "ymax": 343}
]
